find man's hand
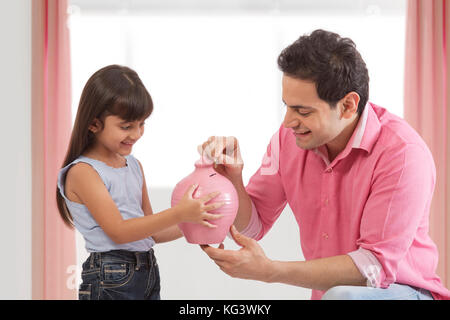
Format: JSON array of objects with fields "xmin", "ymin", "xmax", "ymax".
[
  {"xmin": 197, "ymin": 136, "xmax": 244, "ymax": 182},
  {"xmin": 200, "ymin": 225, "xmax": 275, "ymax": 282},
  {"xmin": 201, "ymin": 226, "xmax": 367, "ymax": 291}
]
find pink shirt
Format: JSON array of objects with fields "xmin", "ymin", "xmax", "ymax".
[{"xmin": 243, "ymin": 102, "xmax": 450, "ymax": 300}]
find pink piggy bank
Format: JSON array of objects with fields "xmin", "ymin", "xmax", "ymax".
[{"xmin": 171, "ymin": 155, "xmax": 239, "ymax": 244}]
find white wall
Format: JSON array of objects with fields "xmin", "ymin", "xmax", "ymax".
[{"xmin": 0, "ymin": 0, "xmax": 32, "ymax": 299}]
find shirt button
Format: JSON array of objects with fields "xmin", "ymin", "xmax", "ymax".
[
  {"xmin": 325, "ymin": 168, "xmax": 332, "ymax": 173},
  {"xmin": 322, "ymin": 232, "xmax": 329, "ymax": 239},
  {"xmin": 324, "ymin": 198, "xmax": 329, "ymax": 206}
]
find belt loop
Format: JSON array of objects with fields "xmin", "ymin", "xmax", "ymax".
[
  {"xmin": 149, "ymin": 248, "xmax": 155, "ymax": 267},
  {"xmin": 89, "ymin": 253, "xmax": 95, "ymax": 269},
  {"xmin": 135, "ymin": 252, "xmax": 140, "ymax": 271}
]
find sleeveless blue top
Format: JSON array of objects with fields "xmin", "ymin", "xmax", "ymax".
[{"xmin": 57, "ymin": 154, "xmax": 155, "ymax": 252}]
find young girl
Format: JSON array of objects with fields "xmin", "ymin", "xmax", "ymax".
[{"xmin": 56, "ymin": 65, "xmax": 224, "ymax": 300}]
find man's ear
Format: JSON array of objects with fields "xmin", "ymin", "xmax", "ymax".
[
  {"xmin": 88, "ymin": 118, "xmax": 102, "ymax": 133},
  {"xmin": 340, "ymin": 92, "xmax": 360, "ymax": 119}
]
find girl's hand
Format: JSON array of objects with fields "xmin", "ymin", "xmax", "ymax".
[{"xmin": 175, "ymin": 184, "xmax": 225, "ymax": 228}]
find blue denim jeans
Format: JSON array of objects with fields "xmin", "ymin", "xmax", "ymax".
[
  {"xmin": 78, "ymin": 249, "xmax": 160, "ymax": 300},
  {"xmin": 321, "ymin": 283, "xmax": 434, "ymax": 300}
]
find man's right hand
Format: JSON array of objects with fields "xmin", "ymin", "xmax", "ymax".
[{"xmin": 197, "ymin": 136, "xmax": 244, "ymax": 182}]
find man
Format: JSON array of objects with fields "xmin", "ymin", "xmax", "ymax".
[{"xmin": 199, "ymin": 29, "xmax": 450, "ymax": 300}]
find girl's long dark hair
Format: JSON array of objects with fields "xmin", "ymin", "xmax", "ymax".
[{"xmin": 56, "ymin": 65, "xmax": 153, "ymax": 227}]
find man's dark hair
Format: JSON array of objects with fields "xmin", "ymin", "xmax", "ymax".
[{"xmin": 277, "ymin": 29, "xmax": 369, "ymax": 115}]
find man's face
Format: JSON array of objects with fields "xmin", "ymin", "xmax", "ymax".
[{"xmin": 282, "ymin": 75, "xmax": 346, "ymax": 151}]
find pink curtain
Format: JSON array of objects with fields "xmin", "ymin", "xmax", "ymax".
[
  {"xmin": 404, "ymin": 0, "xmax": 450, "ymax": 289},
  {"xmin": 32, "ymin": 0, "xmax": 77, "ymax": 299}
]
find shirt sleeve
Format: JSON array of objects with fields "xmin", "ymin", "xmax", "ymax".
[
  {"xmin": 352, "ymin": 143, "xmax": 436, "ymax": 288},
  {"xmin": 244, "ymin": 129, "xmax": 288, "ymax": 240},
  {"xmin": 239, "ymin": 201, "xmax": 263, "ymax": 239},
  {"xmin": 348, "ymin": 247, "xmax": 384, "ymax": 287}
]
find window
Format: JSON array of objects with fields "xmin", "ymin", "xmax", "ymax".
[{"xmin": 69, "ymin": 0, "xmax": 406, "ymax": 299}]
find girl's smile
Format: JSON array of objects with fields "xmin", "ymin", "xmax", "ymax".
[{"xmin": 121, "ymin": 141, "xmax": 135, "ymax": 149}]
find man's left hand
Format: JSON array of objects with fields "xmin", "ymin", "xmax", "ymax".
[{"xmin": 200, "ymin": 225, "xmax": 275, "ymax": 282}]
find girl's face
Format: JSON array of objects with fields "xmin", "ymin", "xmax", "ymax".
[{"xmin": 89, "ymin": 115, "xmax": 146, "ymax": 157}]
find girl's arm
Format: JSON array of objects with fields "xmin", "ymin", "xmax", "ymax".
[
  {"xmin": 137, "ymin": 160, "xmax": 183, "ymax": 243},
  {"xmin": 66, "ymin": 162, "xmax": 223, "ymax": 244},
  {"xmin": 151, "ymin": 225, "xmax": 183, "ymax": 243}
]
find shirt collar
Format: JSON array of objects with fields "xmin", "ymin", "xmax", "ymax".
[
  {"xmin": 351, "ymin": 102, "xmax": 369, "ymax": 149},
  {"xmin": 354, "ymin": 102, "xmax": 381, "ymax": 154},
  {"xmin": 341, "ymin": 102, "xmax": 381, "ymax": 154},
  {"xmin": 312, "ymin": 102, "xmax": 381, "ymax": 165}
]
